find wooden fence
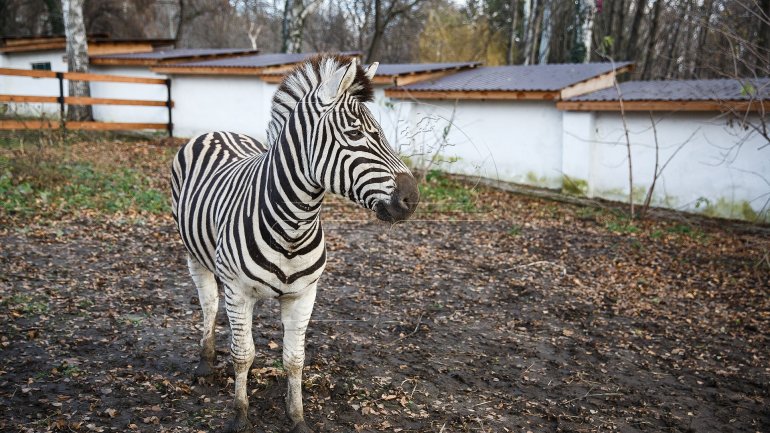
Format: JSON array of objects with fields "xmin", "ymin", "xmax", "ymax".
[{"xmin": 0, "ymin": 67, "xmax": 173, "ymax": 136}]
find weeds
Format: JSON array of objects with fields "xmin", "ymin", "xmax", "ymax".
[
  {"xmin": 605, "ymin": 219, "xmax": 640, "ymax": 234},
  {"xmin": 666, "ymin": 224, "xmax": 707, "ymax": 241},
  {"xmin": 508, "ymin": 224, "xmax": 522, "ymax": 236},
  {"xmin": 1, "ymin": 294, "xmax": 49, "ymax": 315},
  {"xmin": 418, "ymin": 170, "xmax": 479, "ymax": 213},
  {"xmin": 0, "ymin": 133, "xmax": 170, "ymax": 218}
]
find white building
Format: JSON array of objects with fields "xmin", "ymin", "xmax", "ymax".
[
  {"xmin": 384, "ymin": 63, "xmax": 632, "ymax": 189},
  {"xmin": 558, "ymin": 79, "xmax": 770, "ymax": 221},
  {"xmin": 0, "ymin": 35, "xmax": 174, "ymax": 118},
  {"xmin": 88, "ymin": 48, "xmax": 256, "ymax": 126},
  {"xmin": 152, "ymin": 54, "xmax": 469, "ymax": 142},
  {"xmin": 1, "ymin": 36, "xmax": 258, "ymax": 128}
]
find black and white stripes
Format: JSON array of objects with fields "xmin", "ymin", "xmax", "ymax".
[{"xmin": 170, "ymin": 55, "xmax": 419, "ymax": 433}]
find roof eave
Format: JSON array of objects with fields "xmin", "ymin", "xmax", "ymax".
[
  {"xmin": 151, "ymin": 62, "xmax": 301, "ymax": 76},
  {"xmin": 556, "ymin": 99, "xmax": 769, "ymax": 112},
  {"xmin": 91, "ymin": 50, "xmax": 259, "ymax": 67},
  {"xmin": 384, "ymin": 89, "xmax": 561, "ymax": 100}
]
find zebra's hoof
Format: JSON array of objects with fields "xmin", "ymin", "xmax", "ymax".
[
  {"xmin": 224, "ymin": 413, "xmax": 252, "ymax": 433},
  {"xmin": 288, "ymin": 421, "xmax": 313, "ymax": 433},
  {"xmin": 194, "ymin": 359, "xmax": 215, "ymax": 378}
]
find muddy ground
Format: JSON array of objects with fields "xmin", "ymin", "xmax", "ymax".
[{"xmin": 1, "ymin": 173, "xmax": 769, "ymax": 432}]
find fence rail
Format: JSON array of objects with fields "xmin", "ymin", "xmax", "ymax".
[{"xmin": 0, "ymin": 67, "xmax": 173, "ymax": 135}]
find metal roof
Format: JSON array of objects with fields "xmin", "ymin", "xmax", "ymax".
[
  {"xmin": 92, "ymin": 48, "xmax": 256, "ymax": 61},
  {"xmin": 375, "ymin": 62, "xmax": 479, "ymax": 76},
  {"xmin": 567, "ymin": 78, "xmax": 770, "ymax": 101},
  {"xmin": 172, "ymin": 52, "xmax": 309, "ymax": 68},
  {"xmin": 166, "ymin": 51, "xmax": 363, "ymax": 69},
  {"xmin": 397, "ymin": 62, "xmax": 632, "ymax": 92}
]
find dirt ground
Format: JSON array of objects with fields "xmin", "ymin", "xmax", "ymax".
[{"xmin": 1, "ymin": 143, "xmax": 769, "ymax": 432}]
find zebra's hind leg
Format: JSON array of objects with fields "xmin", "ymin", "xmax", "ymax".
[
  {"xmin": 280, "ymin": 285, "xmax": 318, "ymax": 433},
  {"xmin": 224, "ymin": 285, "xmax": 257, "ymax": 433},
  {"xmin": 187, "ymin": 256, "xmax": 219, "ymax": 378}
]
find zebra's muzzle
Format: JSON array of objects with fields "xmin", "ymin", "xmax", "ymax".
[{"xmin": 375, "ymin": 172, "xmax": 419, "ymax": 223}]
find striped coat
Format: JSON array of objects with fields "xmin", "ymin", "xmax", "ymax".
[{"xmin": 171, "ymin": 55, "xmax": 419, "ymax": 433}]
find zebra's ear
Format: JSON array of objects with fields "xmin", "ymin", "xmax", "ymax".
[
  {"xmin": 364, "ymin": 62, "xmax": 379, "ymax": 80},
  {"xmin": 318, "ymin": 58, "xmax": 359, "ymax": 104}
]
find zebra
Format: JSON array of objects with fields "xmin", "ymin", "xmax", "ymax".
[{"xmin": 171, "ymin": 54, "xmax": 419, "ymax": 433}]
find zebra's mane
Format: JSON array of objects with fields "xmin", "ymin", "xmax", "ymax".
[{"xmin": 266, "ymin": 54, "xmax": 374, "ymax": 146}]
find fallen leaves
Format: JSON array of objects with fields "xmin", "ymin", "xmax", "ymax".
[{"xmin": 0, "ymin": 137, "xmax": 768, "ymax": 432}]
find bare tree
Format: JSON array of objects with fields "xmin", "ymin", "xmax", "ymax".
[
  {"xmin": 62, "ymin": 0, "xmax": 92, "ymax": 121},
  {"xmin": 365, "ymin": 0, "xmax": 427, "ymax": 62}
]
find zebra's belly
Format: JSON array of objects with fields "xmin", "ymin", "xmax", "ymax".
[{"xmin": 216, "ymin": 238, "xmax": 327, "ymax": 299}]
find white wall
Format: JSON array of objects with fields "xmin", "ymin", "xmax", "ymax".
[
  {"xmin": 369, "ymin": 86, "xmax": 414, "ymax": 152},
  {"xmin": 89, "ymin": 65, "xmax": 169, "ymax": 124},
  {"xmin": 0, "ymin": 53, "xmax": 169, "ymax": 124},
  {"xmin": 403, "ymin": 99, "xmax": 565, "ymax": 188},
  {"xmin": 563, "ymin": 110, "xmax": 770, "ymax": 221},
  {"xmin": 0, "ymin": 50, "xmax": 67, "ymax": 117},
  {"xmin": 171, "ymin": 75, "xmax": 276, "ymax": 141}
]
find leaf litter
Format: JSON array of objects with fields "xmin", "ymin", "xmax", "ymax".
[{"xmin": 0, "ymin": 137, "xmax": 768, "ymax": 432}]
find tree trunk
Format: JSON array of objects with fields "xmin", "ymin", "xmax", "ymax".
[
  {"xmin": 507, "ymin": 0, "xmax": 519, "ymax": 65},
  {"xmin": 604, "ymin": 0, "xmax": 616, "ymax": 48},
  {"xmin": 625, "ymin": 0, "xmax": 645, "ymax": 60},
  {"xmin": 175, "ymin": 0, "xmax": 186, "ymax": 47},
  {"xmin": 43, "ymin": 0, "xmax": 64, "ymax": 35},
  {"xmin": 662, "ymin": 14, "xmax": 682, "ymax": 78},
  {"xmin": 583, "ymin": 0, "xmax": 595, "ymax": 62},
  {"xmin": 757, "ymin": 0, "xmax": 770, "ymax": 75},
  {"xmin": 282, "ymin": 0, "xmax": 322, "ymax": 53},
  {"xmin": 662, "ymin": 0, "xmax": 691, "ymax": 79},
  {"xmin": 285, "ymin": 0, "xmax": 304, "ymax": 53},
  {"xmin": 693, "ymin": 0, "xmax": 714, "ymax": 77},
  {"xmin": 62, "ymin": 0, "xmax": 92, "ymax": 121},
  {"xmin": 527, "ymin": 0, "xmax": 545, "ymax": 64},
  {"xmin": 365, "ymin": 0, "xmax": 384, "ymax": 62},
  {"xmin": 640, "ymin": 0, "xmax": 662, "ymax": 79},
  {"xmin": 613, "ymin": 0, "xmax": 626, "ymax": 58},
  {"xmin": 522, "ymin": 0, "xmax": 535, "ymax": 64}
]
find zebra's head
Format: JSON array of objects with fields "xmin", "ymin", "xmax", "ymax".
[{"xmin": 277, "ymin": 55, "xmax": 419, "ymax": 222}]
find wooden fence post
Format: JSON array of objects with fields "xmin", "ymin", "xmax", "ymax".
[
  {"xmin": 56, "ymin": 72, "xmax": 66, "ymax": 131},
  {"xmin": 165, "ymin": 78, "xmax": 173, "ymax": 137}
]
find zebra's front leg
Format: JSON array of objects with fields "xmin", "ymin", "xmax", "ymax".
[
  {"xmin": 224, "ymin": 286, "xmax": 257, "ymax": 433},
  {"xmin": 187, "ymin": 256, "xmax": 219, "ymax": 378},
  {"xmin": 280, "ymin": 285, "xmax": 318, "ymax": 433}
]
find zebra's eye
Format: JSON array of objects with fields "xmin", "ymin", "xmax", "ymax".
[{"xmin": 344, "ymin": 130, "xmax": 364, "ymax": 141}]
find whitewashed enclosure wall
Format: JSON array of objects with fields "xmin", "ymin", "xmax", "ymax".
[
  {"xmin": 89, "ymin": 65, "xmax": 169, "ymax": 124},
  {"xmin": 0, "ymin": 50, "xmax": 67, "ymax": 117},
  {"xmin": 369, "ymin": 87, "xmax": 414, "ymax": 152},
  {"xmin": 403, "ymin": 99, "xmax": 565, "ymax": 188},
  {"xmin": 562, "ymin": 111, "xmax": 770, "ymax": 220},
  {"xmin": 170, "ymin": 75, "xmax": 276, "ymax": 141}
]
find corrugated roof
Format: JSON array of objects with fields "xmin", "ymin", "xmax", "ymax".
[
  {"xmin": 397, "ymin": 62, "xmax": 632, "ymax": 92},
  {"xmin": 172, "ymin": 52, "xmax": 308, "ymax": 68},
  {"xmin": 375, "ymin": 62, "xmax": 479, "ymax": 76},
  {"xmin": 92, "ymin": 48, "xmax": 256, "ymax": 61},
  {"xmin": 166, "ymin": 51, "xmax": 362, "ymax": 69},
  {"xmin": 567, "ymin": 78, "xmax": 770, "ymax": 101}
]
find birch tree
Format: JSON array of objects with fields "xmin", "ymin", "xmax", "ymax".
[
  {"xmin": 282, "ymin": 0, "xmax": 323, "ymax": 53},
  {"xmin": 62, "ymin": 0, "xmax": 92, "ymax": 121}
]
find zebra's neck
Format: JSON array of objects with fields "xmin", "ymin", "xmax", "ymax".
[{"xmin": 256, "ymin": 124, "xmax": 325, "ymax": 250}]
